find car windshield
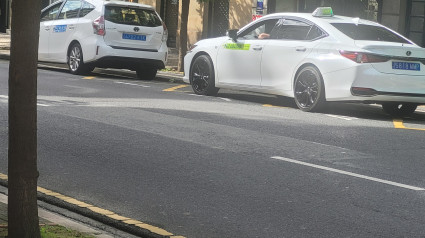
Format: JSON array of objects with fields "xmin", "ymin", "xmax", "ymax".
[
  {"xmin": 331, "ymin": 23, "xmax": 411, "ymax": 44},
  {"xmin": 104, "ymin": 6, "xmax": 162, "ymax": 27}
]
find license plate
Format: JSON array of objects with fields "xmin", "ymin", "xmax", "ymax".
[
  {"xmin": 392, "ymin": 62, "xmax": 420, "ymax": 71},
  {"xmin": 122, "ymin": 33, "xmax": 146, "ymax": 41}
]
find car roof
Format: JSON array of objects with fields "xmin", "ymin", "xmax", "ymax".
[{"xmin": 263, "ymin": 12, "xmax": 380, "ymax": 26}]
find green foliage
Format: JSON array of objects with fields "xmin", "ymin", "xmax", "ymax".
[
  {"xmin": 0, "ymin": 224, "xmax": 95, "ymax": 237},
  {"xmin": 40, "ymin": 225, "xmax": 95, "ymax": 238}
]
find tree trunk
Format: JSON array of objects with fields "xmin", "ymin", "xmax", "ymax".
[
  {"xmin": 178, "ymin": 0, "xmax": 190, "ymax": 72},
  {"xmin": 8, "ymin": 0, "xmax": 42, "ymax": 237}
]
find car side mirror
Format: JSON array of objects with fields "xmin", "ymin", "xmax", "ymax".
[{"xmin": 227, "ymin": 29, "xmax": 238, "ymax": 42}]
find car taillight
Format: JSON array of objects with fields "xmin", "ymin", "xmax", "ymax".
[
  {"xmin": 93, "ymin": 16, "xmax": 105, "ymax": 36},
  {"xmin": 339, "ymin": 50, "xmax": 389, "ymax": 63},
  {"xmin": 162, "ymin": 22, "xmax": 168, "ymax": 42}
]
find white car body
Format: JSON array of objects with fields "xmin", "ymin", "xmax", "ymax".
[
  {"xmin": 184, "ymin": 11, "xmax": 425, "ymax": 113},
  {"xmin": 39, "ymin": 0, "xmax": 168, "ymax": 77}
]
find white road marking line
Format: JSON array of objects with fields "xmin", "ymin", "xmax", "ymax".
[
  {"xmin": 115, "ymin": 82, "xmax": 150, "ymax": 88},
  {"xmin": 271, "ymin": 156, "xmax": 425, "ymax": 191},
  {"xmin": 326, "ymin": 114, "xmax": 358, "ymax": 121},
  {"xmin": 189, "ymin": 94, "xmax": 204, "ymax": 97},
  {"xmin": 37, "ymin": 103, "xmax": 50, "ymax": 107},
  {"xmin": 219, "ymin": 97, "xmax": 231, "ymax": 102},
  {"xmin": 1, "ymin": 95, "xmax": 50, "ymax": 107}
]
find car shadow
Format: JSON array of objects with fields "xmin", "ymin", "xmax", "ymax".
[{"xmin": 216, "ymin": 91, "xmax": 425, "ymax": 122}]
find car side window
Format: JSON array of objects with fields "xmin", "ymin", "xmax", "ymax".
[
  {"xmin": 40, "ymin": 2, "xmax": 63, "ymax": 22},
  {"xmin": 271, "ymin": 19, "xmax": 312, "ymax": 40},
  {"xmin": 238, "ymin": 19, "xmax": 279, "ymax": 40},
  {"xmin": 58, "ymin": 0, "xmax": 82, "ymax": 20},
  {"xmin": 79, "ymin": 1, "xmax": 95, "ymax": 18},
  {"xmin": 306, "ymin": 25, "xmax": 326, "ymax": 40}
]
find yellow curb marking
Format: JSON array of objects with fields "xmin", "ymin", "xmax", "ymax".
[
  {"xmin": 87, "ymin": 207, "xmax": 114, "ymax": 215},
  {"xmin": 263, "ymin": 104, "xmax": 288, "ymax": 108},
  {"xmin": 55, "ymin": 195, "xmax": 73, "ymax": 200},
  {"xmin": 135, "ymin": 223, "xmax": 174, "ymax": 236},
  {"xmin": 0, "ymin": 175, "xmax": 184, "ymax": 237},
  {"xmin": 393, "ymin": 119, "xmax": 425, "ymax": 131},
  {"xmin": 106, "ymin": 214, "xmax": 130, "ymax": 221},
  {"xmin": 64, "ymin": 198, "xmax": 91, "ymax": 207},
  {"xmin": 123, "ymin": 219, "xmax": 144, "ymax": 225},
  {"xmin": 0, "ymin": 173, "xmax": 8, "ymax": 180},
  {"xmin": 163, "ymin": 84, "xmax": 189, "ymax": 92},
  {"xmin": 83, "ymin": 76, "xmax": 96, "ymax": 79}
]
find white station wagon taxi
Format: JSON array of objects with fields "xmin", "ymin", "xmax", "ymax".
[
  {"xmin": 39, "ymin": 0, "xmax": 168, "ymax": 80},
  {"xmin": 184, "ymin": 7, "xmax": 425, "ymax": 116}
]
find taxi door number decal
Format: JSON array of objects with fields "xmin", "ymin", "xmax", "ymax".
[
  {"xmin": 53, "ymin": 25, "xmax": 67, "ymax": 33},
  {"xmin": 224, "ymin": 43, "xmax": 250, "ymax": 50}
]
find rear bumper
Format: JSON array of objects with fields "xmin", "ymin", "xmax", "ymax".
[
  {"xmin": 323, "ymin": 64, "xmax": 425, "ymax": 104},
  {"xmin": 90, "ymin": 56, "xmax": 165, "ymax": 70},
  {"xmin": 84, "ymin": 38, "xmax": 167, "ymax": 70}
]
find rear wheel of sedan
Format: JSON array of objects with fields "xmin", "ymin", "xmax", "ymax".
[
  {"xmin": 68, "ymin": 43, "xmax": 92, "ymax": 75},
  {"xmin": 136, "ymin": 68, "xmax": 157, "ymax": 81},
  {"xmin": 190, "ymin": 55, "xmax": 219, "ymax": 96},
  {"xmin": 294, "ymin": 66, "xmax": 326, "ymax": 112},
  {"xmin": 382, "ymin": 102, "xmax": 417, "ymax": 117}
]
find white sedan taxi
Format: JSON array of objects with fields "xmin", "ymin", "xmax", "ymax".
[{"xmin": 183, "ymin": 7, "xmax": 425, "ymax": 116}]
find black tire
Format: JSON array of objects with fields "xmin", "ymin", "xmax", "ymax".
[
  {"xmin": 294, "ymin": 66, "xmax": 326, "ymax": 112},
  {"xmin": 382, "ymin": 102, "xmax": 417, "ymax": 117},
  {"xmin": 68, "ymin": 43, "xmax": 91, "ymax": 75},
  {"xmin": 190, "ymin": 55, "xmax": 219, "ymax": 96},
  {"xmin": 136, "ymin": 68, "xmax": 157, "ymax": 80}
]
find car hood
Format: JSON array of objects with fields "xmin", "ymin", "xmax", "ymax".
[{"xmin": 194, "ymin": 36, "xmax": 228, "ymax": 47}]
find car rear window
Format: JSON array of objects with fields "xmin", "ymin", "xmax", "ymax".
[
  {"xmin": 105, "ymin": 6, "xmax": 162, "ymax": 27},
  {"xmin": 331, "ymin": 23, "xmax": 410, "ymax": 44}
]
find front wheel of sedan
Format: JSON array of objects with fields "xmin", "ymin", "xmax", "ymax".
[
  {"xmin": 382, "ymin": 102, "xmax": 417, "ymax": 117},
  {"xmin": 190, "ymin": 55, "xmax": 219, "ymax": 96},
  {"xmin": 294, "ymin": 66, "xmax": 326, "ymax": 112}
]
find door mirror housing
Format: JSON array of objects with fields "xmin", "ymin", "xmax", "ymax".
[{"xmin": 227, "ymin": 29, "xmax": 238, "ymax": 42}]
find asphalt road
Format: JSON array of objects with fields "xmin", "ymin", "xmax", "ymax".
[{"xmin": 1, "ymin": 60, "xmax": 425, "ymax": 237}]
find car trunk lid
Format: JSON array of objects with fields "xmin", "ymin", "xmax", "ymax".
[{"xmin": 355, "ymin": 41, "xmax": 425, "ymax": 76}]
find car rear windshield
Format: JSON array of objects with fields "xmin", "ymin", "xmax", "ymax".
[
  {"xmin": 105, "ymin": 6, "xmax": 162, "ymax": 27},
  {"xmin": 331, "ymin": 23, "xmax": 411, "ymax": 44}
]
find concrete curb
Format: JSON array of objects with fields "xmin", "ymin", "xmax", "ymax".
[
  {"xmin": 0, "ymin": 53, "xmax": 10, "ymax": 61},
  {"xmin": 0, "ymin": 175, "xmax": 183, "ymax": 238}
]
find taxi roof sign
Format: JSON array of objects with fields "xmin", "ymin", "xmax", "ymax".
[{"xmin": 312, "ymin": 7, "xmax": 334, "ymax": 17}]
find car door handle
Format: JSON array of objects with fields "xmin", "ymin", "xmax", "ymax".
[
  {"xmin": 252, "ymin": 46, "xmax": 263, "ymax": 51},
  {"xmin": 68, "ymin": 25, "xmax": 75, "ymax": 30},
  {"xmin": 296, "ymin": 47, "xmax": 307, "ymax": 52},
  {"xmin": 44, "ymin": 27, "xmax": 50, "ymax": 31}
]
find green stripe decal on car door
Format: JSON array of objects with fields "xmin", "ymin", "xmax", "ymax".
[{"xmin": 224, "ymin": 43, "xmax": 250, "ymax": 50}]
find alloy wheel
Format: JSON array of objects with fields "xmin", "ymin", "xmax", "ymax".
[
  {"xmin": 295, "ymin": 70, "xmax": 319, "ymax": 109},
  {"xmin": 192, "ymin": 58, "xmax": 210, "ymax": 94},
  {"xmin": 69, "ymin": 46, "xmax": 81, "ymax": 72}
]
